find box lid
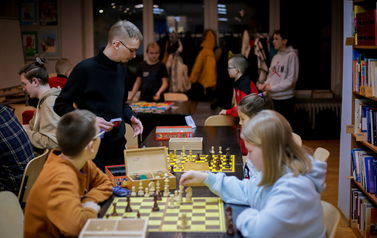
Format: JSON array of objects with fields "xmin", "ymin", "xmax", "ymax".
[{"xmin": 124, "ymin": 147, "xmax": 168, "ymax": 175}]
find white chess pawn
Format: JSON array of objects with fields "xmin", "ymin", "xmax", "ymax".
[
  {"xmin": 163, "ymin": 184, "xmax": 170, "ymax": 197},
  {"xmin": 219, "ymin": 146, "xmax": 222, "ymax": 155},
  {"xmin": 156, "ymin": 181, "xmax": 160, "ymax": 191},
  {"xmin": 131, "ymin": 186, "xmax": 137, "ymax": 197},
  {"xmin": 138, "ymin": 181, "xmax": 144, "ymax": 196},
  {"xmin": 144, "ymin": 188, "xmax": 150, "ymax": 197},
  {"xmin": 182, "ymin": 146, "xmax": 186, "ymax": 157},
  {"xmin": 168, "ymin": 194, "xmax": 176, "ymax": 208},
  {"xmin": 211, "ymin": 146, "xmax": 215, "ymax": 154}
]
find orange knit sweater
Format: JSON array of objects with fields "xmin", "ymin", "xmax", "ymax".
[{"xmin": 24, "ymin": 150, "xmax": 113, "ymax": 237}]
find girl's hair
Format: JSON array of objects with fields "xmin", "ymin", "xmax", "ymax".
[
  {"xmin": 18, "ymin": 57, "xmax": 49, "ymax": 86},
  {"xmin": 273, "ymin": 29, "xmax": 290, "ymax": 47},
  {"xmin": 241, "ymin": 110, "xmax": 312, "ymax": 186},
  {"xmin": 229, "ymin": 54, "xmax": 249, "ymax": 74},
  {"xmin": 238, "ymin": 92, "xmax": 274, "ymax": 118}
]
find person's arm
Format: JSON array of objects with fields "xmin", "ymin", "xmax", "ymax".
[
  {"xmin": 189, "ymin": 51, "xmax": 204, "ymax": 84},
  {"xmin": 154, "ymin": 77, "xmax": 168, "ymax": 101},
  {"xmin": 269, "ymin": 54, "xmax": 299, "ymax": 93},
  {"xmin": 128, "ymin": 77, "xmax": 142, "ymax": 101},
  {"xmin": 81, "ymin": 161, "xmax": 113, "ymax": 203}
]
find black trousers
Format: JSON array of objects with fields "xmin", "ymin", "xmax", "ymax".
[{"xmin": 272, "ymin": 97, "xmax": 295, "ymax": 126}]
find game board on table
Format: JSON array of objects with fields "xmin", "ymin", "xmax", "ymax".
[
  {"xmin": 104, "ymin": 197, "xmax": 226, "ymax": 232},
  {"xmin": 130, "ymin": 102, "xmax": 172, "ymax": 113},
  {"xmin": 168, "ymin": 154, "xmax": 235, "ymax": 172}
]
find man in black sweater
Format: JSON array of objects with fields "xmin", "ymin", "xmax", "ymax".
[{"xmin": 54, "ymin": 20, "xmax": 143, "ymax": 171}]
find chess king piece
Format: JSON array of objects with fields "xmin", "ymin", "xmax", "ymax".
[
  {"xmin": 138, "ymin": 181, "xmax": 144, "ymax": 196},
  {"xmin": 185, "ymin": 187, "xmax": 192, "ymax": 202},
  {"xmin": 168, "ymin": 194, "xmax": 176, "ymax": 208},
  {"xmin": 180, "ymin": 212, "xmax": 188, "ymax": 229},
  {"xmin": 131, "ymin": 186, "xmax": 137, "ymax": 196}
]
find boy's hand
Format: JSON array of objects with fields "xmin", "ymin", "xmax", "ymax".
[
  {"xmin": 153, "ymin": 93, "xmax": 160, "ymax": 101},
  {"xmin": 260, "ymin": 83, "xmax": 271, "ymax": 92},
  {"xmin": 179, "ymin": 170, "xmax": 208, "ymax": 186},
  {"xmin": 23, "ymin": 124, "xmax": 30, "ymax": 130},
  {"xmin": 130, "ymin": 116, "xmax": 143, "ymax": 138},
  {"xmin": 82, "ymin": 201, "xmax": 101, "ymax": 213},
  {"xmin": 219, "ymin": 109, "xmax": 227, "ymax": 115},
  {"xmin": 96, "ymin": 117, "xmax": 113, "ymax": 132}
]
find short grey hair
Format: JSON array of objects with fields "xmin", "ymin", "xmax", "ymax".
[{"xmin": 108, "ymin": 20, "xmax": 143, "ymax": 44}]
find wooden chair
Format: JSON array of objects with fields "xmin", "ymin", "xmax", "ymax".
[
  {"xmin": 292, "ymin": 132, "xmax": 302, "ymax": 146},
  {"xmin": 321, "ymin": 200, "xmax": 340, "ymax": 238},
  {"xmin": 18, "ymin": 149, "xmax": 49, "ymax": 207},
  {"xmin": 0, "ymin": 191, "xmax": 24, "ymax": 238},
  {"xmin": 204, "ymin": 115, "xmax": 238, "ymax": 126},
  {"xmin": 314, "ymin": 147, "xmax": 330, "ymax": 162},
  {"xmin": 164, "ymin": 93, "xmax": 188, "ymax": 101},
  {"xmin": 125, "ymin": 123, "xmax": 138, "ymax": 149}
]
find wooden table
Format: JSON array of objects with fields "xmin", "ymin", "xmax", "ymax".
[
  {"xmin": 99, "ymin": 126, "xmax": 249, "ymax": 237},
  {"xmin": 136, "ymin": 100, "xmax": 198, "ymax": 142}
]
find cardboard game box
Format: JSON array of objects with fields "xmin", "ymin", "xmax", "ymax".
[
  {"xmin": 124, "ymin": 147, "xmax": 176, "ymax": 190},
  {"xmin": 155, "ymin": 126, "xmax": 193, "ymax": 141},
  {"xmin": 105, "ymin": 165, "xmax": 128, "ymax": 188}
]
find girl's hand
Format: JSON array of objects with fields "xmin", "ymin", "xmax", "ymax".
[{"xmin": 179, "ymin": 170, "xmax": 208, "ymax": 186}]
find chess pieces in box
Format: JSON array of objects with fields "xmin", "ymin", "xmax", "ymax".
[
  {"xmin": 78, "ymin": 218, "xmax": 148, "ymax": 238},
  {"xmin": 124, "ymin": 147, "xmax": 176, "ymax": 190},
  {"xmin": 168, "ymin": 137, "xmax": 203, "ymax": 150}
]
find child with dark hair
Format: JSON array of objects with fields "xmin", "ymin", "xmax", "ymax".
[
  {"xmin": 19, "ymin": 57, "xmax": 61, "ymax": 153},
  {"xmin": 24, "ymin": 109, "xmax": 113, "ymax": 238}
]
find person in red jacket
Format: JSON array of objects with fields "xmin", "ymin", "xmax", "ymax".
[
  {"xmin": 49, "ymin": 58, "xmax": 73, "ymax": 89},
  {"xmin": 219, "ymin": 54, "xmax": 258, "ymax": 154}
]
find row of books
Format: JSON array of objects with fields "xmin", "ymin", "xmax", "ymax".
[
  {"xmin": 351, "ymin": 148, "xmax": 377, "ymax": 193},
  {"xmin": 356, "ymin": 9, "xmax": 377, "ymax": 45},
  {"xmin": 352, "ymin": 189, "xmax": 377, "ymax": 238},
  {"xmin": 354, "ymin": 99, "xmax": 377, "ymax": 145},
  {"xmin": 352, "ymin": 50, "xmax": 377, "ymax": 93}
]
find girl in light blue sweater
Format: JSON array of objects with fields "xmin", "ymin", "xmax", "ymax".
[{"xmin": 180, "ymin": 110, "xmax": 327, "ymax": 238}]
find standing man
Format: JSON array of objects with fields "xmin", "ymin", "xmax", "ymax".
[{"xmin": 54, "ymin": 20, "xmax": 143, "ymax": 171}]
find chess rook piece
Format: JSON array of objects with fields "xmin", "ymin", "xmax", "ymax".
[
  {"xmin": 180, "ymin": 212, "xmax": 188, "ymax": 229},
  {"xmin": 152, "ymin": 194, "xmax": 160, "ymax": 211}
]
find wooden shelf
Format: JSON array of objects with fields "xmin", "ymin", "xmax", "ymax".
[
  {"xmin": 353, "ymin": 91, "xmax": 377, "ymax": 101},
  {"xmin": 351, "ymin": 133, "xmax": 377, "ymax": 153},
  {"xmin": 354, "ymin": 45, "xmax": 377, "ymax": 50},
  {"xmin": 350, "ymin": 224, "xmax": 364, "ymax": 238},
  {"xmin": 352, "ymin": 179, "xmax": 377, "ymax": 205}
]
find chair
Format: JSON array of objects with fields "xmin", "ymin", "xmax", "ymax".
[
  {"xmin": 125, "ymin": 123, "xmax": 138, "ymax": 149},
  {"xmin": 292, "ymin": 132, "xmax": 302, "ymax": 146},
  {"xmin": 18, "ymin": 149, "xmax": 49, "ymax": 207},
  {"xmin": 321, "ymin": 200, "xmax": 340, "ymax": 238},
  {"xmin": 49, "ymin": 73, "xmax": 57, "ymax": 78},
  {"xmin": 314, "ymin": 147, "xmax": 330, "ymax": 162},
  {"xmin": 0, "ymin": 191, "xmax": 24, "ymax": 238},
  {"xmin": 164, "ymin": 93, "xmax": 188, "ymax": 101},
  {"xmin": 204, "ymin": 115, "xmax": 238, "ymax": 126}
]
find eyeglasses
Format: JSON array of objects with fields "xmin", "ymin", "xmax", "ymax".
[
  {"xmin": 227, "ymin": 66, "xmax": 237, "ymax": 71},
  {"xmin": 118, "ymin": 40, "xmax": 136, "ymax": 54},
  {"xmin": 85, "ymin": 130, "xmax": 105, "ymax": 149}
]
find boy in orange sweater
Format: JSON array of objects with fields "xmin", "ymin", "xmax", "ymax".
[{"xmin": 24, "ymin": 110, "xmax": 113, "ymax": 237}]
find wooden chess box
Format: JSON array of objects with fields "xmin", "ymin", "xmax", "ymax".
[
  {"xmin": 124, "ymin": 147, "xmax": 176, "ymax": 191},
  {"xmin": 168, "ymin": 137, "xmax": 203, "ymax": 151},
  {"xmin": 78, "ymin": 218, "xmax": 148, "ymax": 238}
]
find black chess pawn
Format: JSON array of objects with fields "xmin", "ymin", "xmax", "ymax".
[
  {"xmin": 137, "ymin": 210, "xmax": 141, "ymax": 218},
  {"xmin": 170, "ymin": 164, "xmax": 175, "ymax": 175},
  {"xmin": 196, "ymin": 153, "xmax": 201, "ymax": 161},
  {"xmin": 112, "ymin": 203, "xmax": 118, "ymax": 216},
  {"xmin": 125, "ymin": 195, "xmax": 132, "ymax": 212},
  {"xmin": 227, "ymin": 216, "xmax": 235, "ymax": 236},
  {"xmin": 152, "ymin": 194, "xmax": 160, "ymax": 211},
  {"xmin": 225, "ymin": 160, "xmax": 231, "ymax": 168}
]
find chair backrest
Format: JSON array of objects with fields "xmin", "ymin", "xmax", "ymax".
[
  {"xmin": 321, "ymin": 200, "xmax": 340, "ymax": 238},
  {"xmin": 204, "ymin": 115, "xmax": 239, "ymax": 126},
  {"xmin": 125, "ymin": 123, "xmax": 138, "ymax": 149},
  {"xmin": 314, "ymin": 147, "xmax": 330, "ymax": 162},
  {"xmin": 49, "ymin": 73, "xmax": 57, "ymax": 78},
  {"xmin": 292, "ymin": 132, "xmax": 302, "ymax": 146},
  {"xmin": 0, "ymin": 191, "xmax": 24, "ymax": 238},
  {"xmin": 164, "ymin": 93, "xmax": 188, "ymax": 101},
  {"xmin": 18, "ymin": 149, "xmax": 49, "ymax": 204}
]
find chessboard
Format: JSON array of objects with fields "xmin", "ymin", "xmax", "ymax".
[
  {"xmin": 104, "ymin": 197, "xmax": 226, "ymax": 232},
  {"xmin": 129, "ymin": 102, "xmax": 172, "ymax": 113},
  {"xmin": 168, "ymin": 154, "xmax": 235, "ymax": 172}
]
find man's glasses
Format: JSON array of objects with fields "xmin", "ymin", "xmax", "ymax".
[
  {"xmin": 118, "ymin": 40, "xmax": 136, "ymax": 54},
  {"xmin": 227, "ymin": 66, "xmax": 237, "ymax": 71}
]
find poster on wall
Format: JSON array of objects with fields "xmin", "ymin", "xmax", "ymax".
[
  {"xmin": 21, "ymin": 31, "xmax": 38, "ymax": 57},
  {"xmin": 41, "ymin": 30, "xmax": 59, "ymax": 57},
  {"xmin": 19, "ymin": 0, "xmax": 38, "ymax": 25},
  {"xmin": 39, "ymin": 0, "xmax": 58, "ymax": 26}
]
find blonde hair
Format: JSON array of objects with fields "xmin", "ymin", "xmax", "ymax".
[
  {"xmin": 241, "ymin": 110, "xmax": 312, "ymax": 186},
  {"xmin": 55, "ymin": 58, "xmax": 72, "ymax": 75},
  {"xmin": 238, "ymin": 92, "xmax": 274, "ymax": 119},
  {"xmin": 108, "ymin": 20, "xmax": 143, "ymax": 44},
  {"xmin": 146, "ymin": 42, "xmax": 160, "ymax": 53}
]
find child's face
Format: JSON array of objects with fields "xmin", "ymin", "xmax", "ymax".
[
  {"xmin": 147, "ymin": 47, "xmax": 160, "ymax": 63},
  {"xmin": 238, "ymin": 110, "xmax": 251, "ymax": 127},
  {"xmin": 272, "ymin": 34, "xmax": 287, "ymax": 51},
  {"xmin": 227, "ymin": 59, "xmax": 238, "ymax": 78},
  {"xmin": 20, "ymin": 74, "xmax": 38, "ymax": 98},
  {"xmin": 244, "ymin": 141, "xmax": 263, "ymax": 171}
]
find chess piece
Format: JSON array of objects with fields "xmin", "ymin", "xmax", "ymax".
[
  {"xmin": 185, "ymin": 187, "xmax": 192, "ymax": 202},
  {"xmin": 174, "ymin": 185, "xmax": 183, "ymax": 202},
  {"xmin": 125, "ymin": 195, "xmax": 132, "ymax": 212},
  {"xmin": 180, "ymin": 212, "xmax": 188, "ymax": 229},
  {"xmin": 225, "ymin": 159, "xmax": 231, "ymax": 168},
  {"xmin": 188, "ymin": 150, "xmax": 193, "ymax": 161},
  {"xmin": 131, "ymin": 186, "xmax": 137, "ymax": 196},
  {"xmin": 216, "ymin": 160, "xmax": 220, "ymax": 170},
  {"xmin": 148, "ymin": 181, "xmax": 155, "ymax": 195},
  {"xmin": 219, "ymin": 146, "xmax": 222, "ymax": 155},
  {"xmin": 173, "ymin": 149, "xmax": 177, "ymax": 159},
  {"xmin": 168, "ymin": 194, "xmax": 176, "ymax": 208},
  {"xmin": 226, "ymin": 147, "xmax": 231, "ymax": 156},
  {"xmin": 144, "ymin": 188, "xmax": 150, "ymax": 197},
  {"xmin": 156, "ymin": 190, "xmax": 162, "ymax": 201},
  {"xmin": 112, "ymin": 203, "xmax": 118, "ymax": 216},
  {"xmin": 211, "ymin": 146, "xmax": 215, "ymax": 154},
  {"xmin": 170, "ymin": 164, "xmax": 175, "ymax": 175},
  {"xmin": 169, "ymin": 151, "xmax": 174, "ymax": 160},
  {"xmin": 209, "ymin": 148, "xmax": 213, "ymax": 159},
  {"xmin": 152, "ymin": 194, "xmax": 160, "ymax": 211},
  {"xmin": 138, "ymin": 181, "xmax": 144, "ymax": 196},
  {"xmin": 163, "ymin": 184, "xmax": 170, "ymax": 197},
  {"xmin": 182, "ymin": 146, "xmax": 186, "ymax": 157},
  {"xmin": 196, "ymin": 153, "xmax": 200, "ymax": 161},
  {"xmin": 156, "ymin": 181, "xmax": 160, "ymax": 191},
  {"xmin": 137, "ymin": 210, "xmax": 141, "ymax": 218},
  {"xmin": 227, "ymin": 216, "xmax": 235, "ymax": 236}
]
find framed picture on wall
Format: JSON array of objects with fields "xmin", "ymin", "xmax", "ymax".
[
  {"xmin": 21, "ymin": 31, "xmax": 38, "ymax": 57},
  {"xmin": 39, "ymin": 0, "xmax": 58, "ymax": 26},
  {"xmin": 40, "ymin": 30, "xmax": 59, "ymax": 57},
  {"xmin": 19, "ymin": 0, "xmax": 38, "ymax": 25}
]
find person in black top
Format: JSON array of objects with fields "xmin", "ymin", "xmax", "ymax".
[{"xmin": 54, "ymin": 20, "xmax": 144, "ymax": 171}]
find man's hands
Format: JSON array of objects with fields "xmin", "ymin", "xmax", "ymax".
[
  {"xmin": 96, "ymin": 117, "xmax": 113, "ymax": 132},
  {"xmin": 131, "ymin": 116, "xmax": 143, "ymax": 139},
  {"xmin": 179, "ymin": 170, "xmax": 209, "ymax": 186}
]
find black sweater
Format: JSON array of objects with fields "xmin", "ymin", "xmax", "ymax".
[{"xmin": 54, "ymin": 48, "xmax": 136, "ymax": 159}]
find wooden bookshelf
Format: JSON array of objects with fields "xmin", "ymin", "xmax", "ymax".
[
  {"xmin": 352, "ymin": 133, "xmax": 377, "ymax": 152},
  {"xmin": 354, "ymin": 45, "xmax": 377, "ymax": 50},
  {"xmin": 353, "ymin": 91, "xmax": 377, "ymax": 101},
  {"xmin": 352, "ymin": 179, "xmax": 377, "ymax": 204}
]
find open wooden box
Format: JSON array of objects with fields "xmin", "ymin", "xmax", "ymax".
[
  {"xmin": 124, "ymin": 147, "xmax": 176, "ymax": 190},
  {"xmin": 79, "ymin": 218, "xmax": 148, "ymax": 238},
  {"xmin": 169, "ymin": 137, "xmax": 203, "ymax": 150}
]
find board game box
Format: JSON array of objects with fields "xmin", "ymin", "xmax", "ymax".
[
  {"xmin": 156, "ymin": 126, "xmax": 194, "ymax": 141},
  {"xmin": 105, "ymin": 165, "xmax": 128, "ymax": 187},
  {"xmin": 129, "ymin": 102, "xmax": 172, "ymax": 113}
]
